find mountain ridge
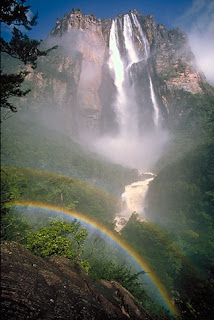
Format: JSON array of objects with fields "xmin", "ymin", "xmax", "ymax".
[{"xmin": 3, "ymin": 7, "xmax": 209, "ymax": 139}]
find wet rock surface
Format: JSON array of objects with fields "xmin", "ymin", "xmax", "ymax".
[{"xmin": 1, "ymin": 241, "xmax": 152, "ymax": 319}]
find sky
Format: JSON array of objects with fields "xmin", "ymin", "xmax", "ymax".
[
  {"xmin": 26, "ymin": 0, "xmax": 194, "ymax": 40},
  {"xmin": 2, "ymin": 0, "xmax": 214, "ymax": 85},
  {"xmin": 27, "ymin": 0, "xmax": 214, "ymax": 86}
]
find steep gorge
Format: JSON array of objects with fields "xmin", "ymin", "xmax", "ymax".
[{"xmin": 2, "ymin": 7, "xmax": 214, "ymax": 320}]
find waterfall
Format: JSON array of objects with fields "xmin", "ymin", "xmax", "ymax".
[
  {"xmin": 131, "ymin": 12, "xmax": 160, "ymax": 126},
  {"xmin": 123, "ymin": 14, "xmax": 138, "ymax": 66},
  {"xmin": 108, "ymin": 16, "xmax": 139, "ymax": 137},
  {"xmin": 149, "ymin": 78, "xmax": 160, "ymax": 126},
  {"xmin": 93, "ymin": 12, "xmax": 167, "ymax": 171},
  {"xmin": 114, "ymin": 173, "xmax": 156, "ymax": 233},
  {"xmin": 108, "ymin": 12, "xmax": 160, "ymax": 134},
  {"xmin": 108, "ymin": 14, "xmax": 162, "ymax": 230},
  {"xmin": 109, "ymin": 19, "xmax": 127, "ymax": 131}
]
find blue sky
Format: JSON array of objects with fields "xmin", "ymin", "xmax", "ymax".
[
  {"xmin": 2, "ymin": 0, "xmax": 214, "ymax": 85},
  {"xmin": 25, "ymin": 0, "xmax": 213, "ymax": 85},
  {"xmin": 26, "ymin": 0, "xmax": 194, "ymax": 40}
]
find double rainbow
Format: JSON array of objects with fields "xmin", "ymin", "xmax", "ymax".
[{"xmin": 10, "ymin": 200, "xmax": 179, "ymax": 316}]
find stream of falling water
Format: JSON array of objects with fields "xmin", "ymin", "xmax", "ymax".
[
  {"xmin": 93, "ymin": 13, "xmax": 166, "ymax": 169},
  {"xmin": 131, "ymin": 12, "xmax": 160, "ymax": 126},
  {"xmin": 109, "ymin": 14, "xmax": 160, "ymax": 232},
  {"xmin": 109, "ymin": 13, "xmax": 161, "ymax": 132},
  {"xmin": 114, "ymin": 173, "xmax": 156, "ymax": 233}
]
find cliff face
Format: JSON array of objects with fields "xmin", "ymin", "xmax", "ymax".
[
  {"xmin": 8, "ymin": 8, "xmax": 207, "ymax": 136},
  {"xmin": 1, "ymin": 241, "xmax": 152, "ymax": 320},
  {"xmin": 143, "ymin": 17, "xmax": 203, "ymax": 94}
]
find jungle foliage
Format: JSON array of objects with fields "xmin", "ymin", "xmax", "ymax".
[
  {"xmin": 121, "ymin": 215, "xmax": 214, "ymax": 319},
  {"xmin": 141, "ymin": 86, "xmax": 214, "ymax": 319},
  {"xmin": 1, "ymin": 114, "xmax": 139, "ymax": 196},
  {"xmin": 1, "ymin": 5, "xmax": 214, "ymax": 316},
  {"xmin": 25, "ymin": 220, "xmax": 90, "ymax": 273},
  {"xmin": 0, "ymin": 169, "xmax": 165, "ymax": 317},
  {"xmin": 1, "ymin": 166, "xmax": 118, "ymax": 226}
]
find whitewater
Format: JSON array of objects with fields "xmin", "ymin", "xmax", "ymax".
[{"xmin": 93, "ymin": 13, "xmax": 167, "ymax": 228}]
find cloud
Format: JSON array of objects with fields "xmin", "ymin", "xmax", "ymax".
[{"xmin": 176, "ymin": 0, "xmax": 214, "ymax": 86}]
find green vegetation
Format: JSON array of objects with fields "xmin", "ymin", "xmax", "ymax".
[
  {"xmin": 121, "ymin": 215, "xmax": 214, "ymax": 319},
  {"xmin": 25, "ymin": 220, "xmax": 90, "ymax": 273},
  {"xmin": 1, "ymin": 165, "xmax": 174, "ymax": 318},
  {"xmin": 156, "ymin": 88, "xmax": 214, "ymax": 170},
  {"xmin": 1, "ymin": 113, "xmax": 138, "ymax": 196},
  {"xmin": 1, "ymin": 208, "xmax": 32, "ymax": 243},
  {"xmin": 1, "ymin": 166, "xmax": 118, "ymax": 226},
  {"xmin": 146, "ymin": 139, "xmax": 214, "ymax": 311},
  {"xmin": 122, "ymin": 215, "xmax": 183, "ymax": 291},
  {"xmin": 141, "ymin": 85, "xmax": 214, "ymax": 318},
  {"xmin": 89, "ymin": 260, "xmax": 149, "ymax": 301}
]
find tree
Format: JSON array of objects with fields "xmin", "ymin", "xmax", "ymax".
[
  {"xmin": 0, "ymin": 0, "xmax": 57, "ymax": 120},
  {"xmin": 89, "ymin": 260, "xmax": 148, "ymax": 302},
  {"xmin": 25, "ymin": 220, "xmax": 90, "ymax": 273}
]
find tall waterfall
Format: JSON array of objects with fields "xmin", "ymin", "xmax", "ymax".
[
  {"xmin": 93, "ymin": 12, "xmax": 168, "ymax": 171},
  {"xmin": 109, "ymin": 13, "xmax": 160, "ymax": 134},
  {"xmin": 108, "ymin": 15, "xmax": 139, "ymax": 137},
  {"xmin": 131, "ymin": 13, "xmax": 160, "ymax": 126},
  {"xmin": 123, "ymin": 14, "xmax": 138, "ymax": 66}
]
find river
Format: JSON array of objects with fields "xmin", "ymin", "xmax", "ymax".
[{"xmin": 114, "ymin": 172, "xmax": 156, "ymax": 233}]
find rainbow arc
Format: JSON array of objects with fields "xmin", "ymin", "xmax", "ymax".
[{"xmin": 9, "ymin": 200, "xmax": 179, "ymax": 316}]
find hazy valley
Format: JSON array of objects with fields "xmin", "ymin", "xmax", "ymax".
[{"xmin": 1, "ymin": 7, "xmax": 214, "ymax": 320}]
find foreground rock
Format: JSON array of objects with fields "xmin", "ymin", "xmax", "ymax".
[{"xmin": 1, "ymin": 242, "xmax": 152, "ymax": 319}]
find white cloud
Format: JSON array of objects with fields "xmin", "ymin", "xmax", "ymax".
[{"xmin": 176, "ymin": 0, "xmax": 214, "ymax": 86}]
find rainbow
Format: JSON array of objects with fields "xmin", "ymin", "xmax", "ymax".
[{"xmin": 9, "ymin": 200, "xmax": 179, "ymax": 316}]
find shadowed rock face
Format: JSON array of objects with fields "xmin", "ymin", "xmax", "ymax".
[
  {"xmin": 1, "ymin": 242, "xmax": 152, "ymax": 320},
  {"xmin": 2, "ymin": 8, "xmax": 207, "ymax": 137}
]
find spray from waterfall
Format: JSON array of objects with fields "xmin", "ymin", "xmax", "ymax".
[
  {"xmin": 108, "ymin": 15, "xmax": 139, "ymax": 137},
  {"xmin": 114, "ymin": 173, "xmax": 156, "ymax": 233},
  {"xmin": 123, "ymin": 14, "xmax": 139, "ymax": 66},
  {"xmin": 93, "ymin": 12, "xmax": 168, "ymax": 171},
  {"xmin": 110, "ymin": 13, "xmax": 161, "ymax": 135}
]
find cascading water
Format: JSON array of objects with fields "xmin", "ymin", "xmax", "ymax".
[
  {"xmin": 131, "ymin": 12, "xmax": 160, "ymax": 126},
  {"xmin": 108, "ymin": 12, "xmax": 161, "ymax": 139},
  {"xmin": 123, "ymin": 14, "xmax": 138, "ymax": 66},
  {"xmin": 93, "ymin": 12, "xmax": 168, "ymax": 170},
  {"xmin": 108, "ymin": 15, "xmax": 140, "ymax": 137},
  {"xmin": 108, "ymin": 14, "xmax": 162, "ymax": 230},
  {"xmin": 114, "ymin": 173, "xmax": 156, "ymax": 233},
  {"xmin": 108, "ymin": 19, "xmax": 127, "ymax": 135}
]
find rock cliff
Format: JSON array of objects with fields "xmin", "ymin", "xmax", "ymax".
[
  {"xmin": 1, "ymin": 241, "xmax": 152, "ymax": 319},
  {"xmin": 4, "ymin": 8, "xmax": 208, "ymax": 137}
]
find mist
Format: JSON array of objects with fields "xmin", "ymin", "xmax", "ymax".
[
  {"xmin": 92, "ymin": 129, "xmax": 169, "ymax": 171},
  {"xmin": 176, "ymin": 0, "xmax": 214, "ymax": 86},
  {"xmin": 91, "ymin": 14, "xmax": 169, "ymax": 172},
  {"xmin": 12, "ymin": 12, "xmax": 170, "ymax": 174}
]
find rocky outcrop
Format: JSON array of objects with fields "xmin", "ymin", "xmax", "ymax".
[
  {"xmin": 1, "ymin": 241, "xmax": 152, "ymax": 320},
  {"xmin": 132, "ymin": 11, "xmax": 205, "ymax": 121},
  {"xmin": 3, "ymin": 8, "xmax": 209, "ymax": 136},
  {"xmin": 50, "ymin": 8, "xmax": 103, "ymax": 37}
]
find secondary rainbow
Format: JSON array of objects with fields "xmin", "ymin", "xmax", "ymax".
[{"xmin": 10, "ymin": 200, "xmax": 179, "ymax": 316}]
